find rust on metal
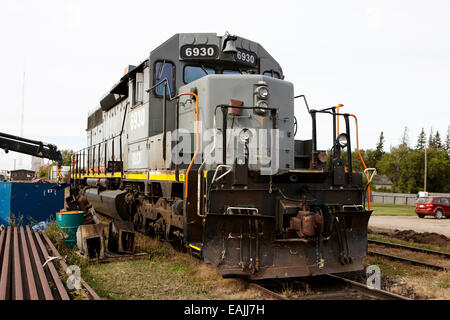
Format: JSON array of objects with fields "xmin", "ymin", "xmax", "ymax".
[
  {"xmin": 248, "ymin": 282, "xmax": 289, "ymax": 300},
  {"xmin": 0, "ymin": 226, "xmax": 101, "ymax": 300},
  {"xmin": 76, "ymin": 223, "xmax": 105, "ymax": 259},
  {"xmin": 25, "ymin": 225, "xmax": 54, "ymax": 300},
  {"xmin": 42, "ymin": 232, "xmax": 102, "ymax": 300},
  {"xmin": 0, "ymin": 227, "xmax": 11, "ymax": 300},
  {"xmin": 12, "ymin": 227, "xmax": 23, "ymax": 300},
  {"xmin": 33, "ymin": 229, "xmax": 70, "ymax": 300},
  {"xmin": 19, "ymin": 226, "xmax": 39, "ymax": 300}
]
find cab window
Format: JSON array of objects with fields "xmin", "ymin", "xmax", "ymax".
[
  {"xmin": 133, "ymin": 72, "xmax": 144, "ymax": 106},
  {"xmin": 184, "ymin": 66, "xmax": 215, "ymax": 84},
  {"xmin": 154, "ymin": 61, "xmax": 175, "ymax": 96},
  {"xmin": 263, "ymin": 70, "xmax": 280, "ymax": 79}
]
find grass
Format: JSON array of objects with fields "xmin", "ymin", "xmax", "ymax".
[
  {"xmin": 366, "ymin": 233, "xmax": 450, "ymax": 299},
  {"xmin": 80, "ymin": 234, "xmax": 263, "ymax": 300},
  {"xmin": 371, "ymin": 203, "xmax": 416, "ymax": 216},
  {"xmin": 365, "ymin": 256, "xmax": 407, "ymax": 276},
  {"xmin": 438, "ymin": 279, "xmax": 450, "ymax": 289},
  {"xmin": 364, "ymin": 255, "xmax": 450, "ymax": 299}
]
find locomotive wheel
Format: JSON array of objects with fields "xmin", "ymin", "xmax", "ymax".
[{"xmin": 154, "ymin": 216, "xmax": 168, "ymax": 239}]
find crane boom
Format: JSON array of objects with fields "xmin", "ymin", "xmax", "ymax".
[{"xmin": 0, "ymin": 132, "xmax": 63, "ymax": 166}]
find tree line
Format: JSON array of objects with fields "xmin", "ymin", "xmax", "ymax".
[{"xmin": 350, "ymin": 126, "xmax": 450, "ymax": 193}]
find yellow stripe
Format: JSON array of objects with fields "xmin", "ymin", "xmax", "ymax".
[
  {"xmin": 149, "ymin": 173, "xmax": 180, "ymax": 181},
  {"xmin": 125, "ymin": 173, "xmax": 148, "ymax": 180},
  {"xmin": 189, "ymin": 244, "xmax": 201, "ymax": 251},
  {"xmin": 73, "ymin": 171, "xmax": 189, "ymax": 182},
  {"xmin": 74, "ymin": 173, "xmax": 122, "ymax": 178}
]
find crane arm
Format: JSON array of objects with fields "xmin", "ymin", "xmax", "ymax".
[{"xmin": 0, "ymin": 132, "xmax": 63, "ymax": 166}]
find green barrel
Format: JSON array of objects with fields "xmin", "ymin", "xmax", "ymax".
[{"xmin": 56, "ymin": 211, "xmax": 84, "ymax": 248}]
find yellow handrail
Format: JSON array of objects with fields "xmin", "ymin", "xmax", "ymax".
[
  {"xmin": 177, "ymin": 93, "xmax": 199, "ymax": 199},
  {"xmin": 349, "ymin": 113, "xmax": 371, "ymax": 210}
]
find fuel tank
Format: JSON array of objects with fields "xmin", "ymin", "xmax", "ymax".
[{"xmin": 84, "ymin": 188, "xmax": 128, "ymax": 220}]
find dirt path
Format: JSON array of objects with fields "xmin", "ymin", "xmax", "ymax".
[{"xmin": 369, "ymin": 216, "xmax": 450, "ymax": 237}]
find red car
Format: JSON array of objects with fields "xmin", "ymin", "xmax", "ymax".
[{"xmin": 414, "ymin": 196, "xmax": 450, "ymax": 219}]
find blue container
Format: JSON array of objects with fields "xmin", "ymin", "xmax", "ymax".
[
  {"xmin": 0, "ymin": 182, "xmax": 65, "ymax": 226},
  {"xmin": 56, "ymin": 211, "xmax": 84, "ymax": 248}
]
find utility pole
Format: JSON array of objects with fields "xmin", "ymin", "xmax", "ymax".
[
  {"xmin": 424, "ymin": 147, "xmax": 427, "ymax": 192},
  {"xmin": 18, "ymin": 70, "xmax": 26, "ymax": 169}
]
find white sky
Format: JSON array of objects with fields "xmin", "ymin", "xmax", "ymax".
[{"xmin": 0, "ymin": 0, "xmax": 449, "ymax": 170}]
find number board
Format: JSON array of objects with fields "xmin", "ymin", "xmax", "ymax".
[
  {"xmin": 234, "ymin": 48, "xmax": 257, "ymax": 67},
  {"xmin": 180, "ymin": 45, "xmax": 219, "ymax": 59}
]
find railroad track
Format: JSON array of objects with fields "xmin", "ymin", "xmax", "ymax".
[
  {"xmin": 250, "ymin": 274, "xmax": 411, "ymax": 300},
  {"xmin": 323, "ymin": 274, "xmax": 411, "ymax": 300},
  {"xmin": 367, "ymin": 250, "xmax": 448, "ymax": 271},
  {"xmin": 368, "ymin": 239, "xmax": 450, "ymax": 258},
  {"xmin": 368, "ymin": 239, "xmax": 448, "ymax": 271}
]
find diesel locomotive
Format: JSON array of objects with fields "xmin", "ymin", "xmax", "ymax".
[{"xmin": 70, "ymin": 33, "xmax": 375, "ymax": 279}]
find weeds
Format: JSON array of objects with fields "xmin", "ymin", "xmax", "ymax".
[
  {"xmin": 8, "ymin": 213, "xmax": 23, "ymax": 227},
  {"xmin": 438, "ymin": 279, "xmax": 450, "ymax": 289}
]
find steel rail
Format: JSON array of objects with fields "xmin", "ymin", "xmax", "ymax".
[
  {"xmin": 0, "ymin": 228, "xmax": 11, "ymax": 299},
  {"xmin": 42, "ymin": 232, "xmax": 102, "ymax": 300},
  {"xmin": 367, "ymin": 250, "xmax": 448, "ymax": 271},
  {"xmin": 25, "ymin": 226, "xmax": 54, "ymax": 299},
  {"xmin": 19, "ymin": 226, "xmax": 39, "ymax": 300},
  {"xmin": 325, "ymin": 274, "xmax": 411, "ymax": 300},
  {"xmin": 0, "ymin": 226, "xmax": 101, "ymax": 300},
  {"xmin": 12, "ymin": 227, "xmax": 23, "ymax": 299},
  {"xmin": 368, "ymin": 239, "xmax": 450, "ymax": 258},
  {"xmin": 248, "ymin": 282, "xmax": 289, "ymax": 300},
  {"xmin": 34, "ymin": 232, "xmax": 70, "ymax": 300}
]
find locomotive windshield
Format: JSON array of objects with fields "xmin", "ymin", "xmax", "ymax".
[{"xmin": 184, "ymin": 66, "xmax": 216, "ymax": 83}]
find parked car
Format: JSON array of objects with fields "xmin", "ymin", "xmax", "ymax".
[{"xmin": 414, "ymin": 196, "xmax": 450, "ymax": 219}]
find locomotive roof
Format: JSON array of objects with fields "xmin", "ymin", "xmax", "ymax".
[{"xmin": 90, "ymin": 32, "xmax": 284, "ymax": 118}]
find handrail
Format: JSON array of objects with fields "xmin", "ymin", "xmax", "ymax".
[
  {"xmin": 349, "ymin": 114, "xmax": 372, "ymax": 210},
  {"xmin": 177, "ymin": 93, "xmax": 199, "ymax": 199},
  {"xmin": 72, "ymin": 78, "xmax": 175, "ymax": 178},
  {"xmin": 304, "ymin": 108, "xmax": 373, "ymax": 210}
]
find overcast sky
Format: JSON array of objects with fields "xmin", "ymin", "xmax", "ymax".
[{"xmin": 0, "ymin": 0, "xmax": 449, "ymax": 170}]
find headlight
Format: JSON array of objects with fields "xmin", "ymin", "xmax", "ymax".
[
  {"xmin": 255, "ymin": 86, "xmax": 269, "ymax": 99},
  {"xmin": 337, "ymin": 133, "xmax": 348, "ymax": 148},
  {"xmin": 256, "ymin": 100, "xmax": 268, "ymax": 109},
  {"xmin": 254, "ymin": 100, "xmax": 268, "ymax": 116},
  {"xmin": 238, "ymin": 128, "xmax": 253, "ymax": 144}
]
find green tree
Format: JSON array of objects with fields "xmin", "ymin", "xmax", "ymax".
[
  {"xmin": 400, "ymin": 127, "xmax": 409, "ymax": 147},
  {"xmin": 426, "ymin": 148, "xmax": 450, "ymax": 192},
  {"xmin": 446, "ymin": 126, "xmax": 450, "ymax": 152},
  {"xmin": 434, "ymin": 131, "xmax": 443, "ymax": 149},
  {"xmin": 428, "ymin": 127, "xmax": 435, "ymax": 148},
  {"xmin": 61, "ymin": 149, "xmax": 74, "ymax": 166},
  {"xmin": 372, "ymin": 131, "xmax": 385, "ymax": 163},
  {"xmin": 415, "ymin": 128, "xmax": 426, "ymax": 150}
]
